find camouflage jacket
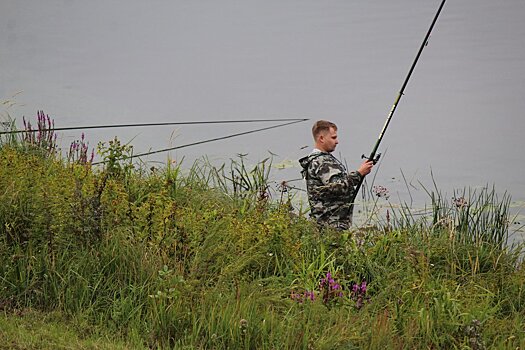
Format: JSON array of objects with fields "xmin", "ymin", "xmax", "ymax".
[{"xmin": 299, "ymin": 151, "xmax": 362, "ymax": 230}]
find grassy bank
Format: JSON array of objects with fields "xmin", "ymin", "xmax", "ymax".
[
  {"xmin": 0, "ymin": 309, "xmax": 134, "ymax": 350},
  {"xmin": 1, "ymin": 114, "xmax": 524, "ymax": 349}
]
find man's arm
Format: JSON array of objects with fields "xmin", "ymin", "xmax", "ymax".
[
  {"xmin": 314, "ymin": 155, "xmax": 353, "ymax": 195},
  {"xmin": 313, "ymin": 155, "xmax": 374, "ymax": 193},
  {"xmin": 349, "ymin": 160, "xmax": 374, "ymax": 185},
  {"xmin": 357, "ymin": 160, "xmax": 374, "ymax": 177}
]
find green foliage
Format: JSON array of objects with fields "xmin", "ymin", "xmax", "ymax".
[
  {"xmin": 0, "ymin": 137, "xmax": 524, "ymax": 349},
  {"xmin": 97, "ymin": 137, "xmax": 134, "ymax": 178},
  {"xmin": 383, "ymin": 180, "xmax": 512, "ymax": 249}
]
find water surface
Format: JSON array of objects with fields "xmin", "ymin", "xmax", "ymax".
[{"xmin": 2, "ymin": 0, "xmax": 525, "ymax": 235}]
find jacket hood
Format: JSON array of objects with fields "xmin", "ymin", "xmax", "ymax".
[{"xmin": 299, "ymin": 151, "xmax": 328, "ymax": 177}]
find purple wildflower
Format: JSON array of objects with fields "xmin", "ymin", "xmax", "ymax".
[
  {"xmin": 453, "ymin": 196, "xmax": 468, "ymax": 209},
  {"xmin": 67, "ymin": 133, "xmax": 92, "ymax": 166},
  {"xmin": 291, "ymin": 290, "xmax": 315, "ymax": 304},
  {"xmin": 350, "ymin": 280, "xmax": 369, "ymax": 310},
  {"xmin": 372, "ymin": 185, "xmax": 390, "ymax": 199},
  {"xmin": 319, "ymin": 272, "xmax": 344, "ymax": 306}
]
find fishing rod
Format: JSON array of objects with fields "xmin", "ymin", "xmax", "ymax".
[
  {"xmin": 92, "ymin": 119, "xmax": 308, "ymax": 165},
  {"xmin": 350, "ymin": 0, "xmax": 446, "ymax": 204},
  {"xmin": 0, "ymin": 117, "xmax": 308, "ymax": 135}
]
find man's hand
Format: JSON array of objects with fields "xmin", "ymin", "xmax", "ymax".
[{"xmin": 357, "ymin": 160, "xmax": 374, "ymax": 177}]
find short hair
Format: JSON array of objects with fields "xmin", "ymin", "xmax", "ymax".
[{"xmin": 312, "ymin": 120, "xmax": 337, "ymax": 140}]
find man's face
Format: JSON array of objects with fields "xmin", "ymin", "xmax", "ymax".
[{"xmin": 319, "ymin": 127, "xmax": 339, "ymax": 152}]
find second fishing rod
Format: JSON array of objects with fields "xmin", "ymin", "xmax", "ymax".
[{"xmin": 350, "ymin": 0, "xmax": 447, "ymax": 204}]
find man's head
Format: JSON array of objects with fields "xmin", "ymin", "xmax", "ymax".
[{"xmin": 312, "ymin": 120, "xmax": 338, "ymax": 153}]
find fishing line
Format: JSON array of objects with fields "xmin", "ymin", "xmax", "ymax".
[
  {"xmin": 92, "ymin": 119, "xmax": 308, "ymax": 165},
  {"xmin": 0, "ymin": 117, "xmax": 308, "ymax": 135}
]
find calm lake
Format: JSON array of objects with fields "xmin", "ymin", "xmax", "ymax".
[{"xmin": 2, "ymin": 0, "xmax": 525, "ymax": 237}]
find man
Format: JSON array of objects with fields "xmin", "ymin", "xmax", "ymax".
[{"xmin": 299, "ymin": 120, "xmax": 374, "ymax": 230}]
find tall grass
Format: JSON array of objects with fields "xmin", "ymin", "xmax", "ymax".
[
  {"xmin": 1, "ymin": 113, "xmax": 524, "ymax": 349},
  {"xmin": 371, "ymin": 175, "xmax": 513, "ymax": 249}
]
